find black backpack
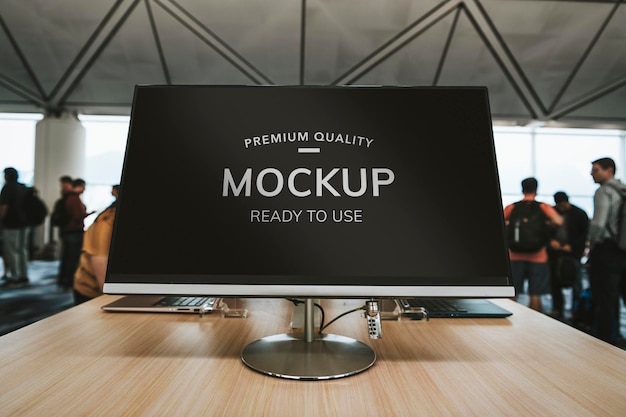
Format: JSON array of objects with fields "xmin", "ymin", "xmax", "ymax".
[
  {"xmin": 24, "ymin": 187, "xmax": 48, "ymax": 226},
  {"xmin": 51, "ymin": 196, "xmax": 69, "ymax": 228},
  {"xmin": 507, "ymin": 201, "xmax": 549, "ymax": 253}
]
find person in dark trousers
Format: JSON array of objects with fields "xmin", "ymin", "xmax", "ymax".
[
  {"xmin": 0, "ymin": 167, "xmax": 30, "ymax": 287},
  {"xmin": 547, "ymin": 191, "xmax": 589, "ymax": 319},
  {"xmin": 58, "ymin": 178, "xmax": 88, "ymax": 289},
  {"xmin": 587, "ymin": 157, "xmax": 626, "ymax": 344}
]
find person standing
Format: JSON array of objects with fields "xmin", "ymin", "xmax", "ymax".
[
  {"xmin": 0, "ymin": 167, "xmax": 30, "ymax": 287},
  {"xmin": 50, "ymin": 176, "xmax": 73, "ymax": 231},
  {"xmin": 73, "ymin": 201, "xmax": 117, "ymax": 305},
  {"xmin": 58, "ymin": 178, "xmax": 88, "ymax": 289},
  {"xmin": 547, "ymin": 191, "xmax": 589, "ymax": 319},
  {"xmin": 587, "ymin": 157, "xmax": 626, "ymax": 344},
  {"xmin": 504, "ymin": 177, "xmax": 563, "ymax": 311}
]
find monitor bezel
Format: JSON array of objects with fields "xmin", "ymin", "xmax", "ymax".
[{"xmin": 103, "ymin": 283, "xmax": 514, "ymax": 298}]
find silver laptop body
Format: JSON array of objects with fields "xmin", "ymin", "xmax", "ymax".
[{"xmin": 102, "ymin": 295, "xmax": 220, "ymax": 314}]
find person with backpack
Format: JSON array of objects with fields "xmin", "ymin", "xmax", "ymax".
[
  {"xmin": 587, "ymin": 157, "xmax": 626, "ymax": 345},
  {"xmin": 504, "ymin": 177, "xmax": 563, "ymax": 312},
  {"xmin": 0, "ymin": 167, "xmax": 30, "ymax": 288}
]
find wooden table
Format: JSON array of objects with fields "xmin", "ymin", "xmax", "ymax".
[{"xmin": 1, "ymin": 296, "xmax": 625, "ymax": 416}]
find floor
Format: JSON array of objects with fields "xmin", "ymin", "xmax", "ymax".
[
  {"xmin": 0, "ymin": 260, "xmax": 73, "ymax": 336},
  {"xmin": 1, "ymin": 261, "xmax": 625, "ymax": 348}
]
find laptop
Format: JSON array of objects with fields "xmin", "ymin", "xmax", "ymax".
[
  {"xmin": 396, "ymin": 298, "xmax": 512, "ymax": 319},
  {"xmin": 102, "ymin": 295, "xmax": 221, "ymax": 314}
]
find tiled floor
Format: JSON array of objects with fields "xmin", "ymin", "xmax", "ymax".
[{"xmin": 1, "ymin": 261, "xmax": 625, "ymax": 348}]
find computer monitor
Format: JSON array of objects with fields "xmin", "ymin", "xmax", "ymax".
[{"xmin": 104, "ymin": 85, "xmax": 513, "ymax": 379}]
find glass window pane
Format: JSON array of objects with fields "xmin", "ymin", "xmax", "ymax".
[
  {"xmin": 81, "ymin": 115, "xmax": 129, "ymax": 185},
  {"xmin": 1, "ymin": 113, "xmax": 623, "ymax": 225},
  {"xmin": 493, "ymin": 127, "xmax": 533, "ymax": 205},
  {"xmin": 535, "ymin": 129, "xmax": 621, "ymax": 214},
  {"xmin": 0, "ymin": 114, "xmax": 41, "ymax": 184},
  {"xmin": 79, "ymin": 115, "xmax": 130, "ymax": 227}
]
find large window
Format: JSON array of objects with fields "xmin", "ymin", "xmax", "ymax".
[
  {"xmin": 0, "ymin": 113, "xmax": 41, "ymax": 184},
  {"xmin": 79, "ymin": 115, "xmax": 130, "ymax": 226},
  {"xmin": 494, "ymin": 127, "xmax": 625, "ymax": 216},
  {"xmin": 492, "ymin": 127, "xmax": 533, "ymax": 206},
  {"xmin": 0, "ymin": 114, "xmax": 128, "ymax": 228},
  {"xmin": 2, "ymin": 115, "xmax": 626, "ymax": 225}
]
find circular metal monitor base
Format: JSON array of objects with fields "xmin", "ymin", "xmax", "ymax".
[{"xmin": 241, "ymin": 333, "xmax": 376, "ymax": 380}]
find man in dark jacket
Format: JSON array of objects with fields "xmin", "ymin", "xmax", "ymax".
[
  {"xmin": 547, "ymin": 191, "xmax": 589, "ymax": 318},
  {"xmin": 0, "ymin": 167, "xmax": 30, "ymax": 287},
  {"xmin": 58, "ymin": 178, "xmax": 88, "ymax": 289}
]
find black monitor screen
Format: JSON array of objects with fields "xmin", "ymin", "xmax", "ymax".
[{"xmin": 104, "ymin": 86, "xmax": 513, "ymax": 298}]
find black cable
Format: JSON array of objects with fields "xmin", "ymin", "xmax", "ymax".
[
  {"xmin": 286, "ymin": 298, "xmax": 303, "ymax": 306},
  {"xmin": 315, "ymin": 302, "xmax": 325, "ymax": 330},
  {"xmin": 318, "ymin": 305, "xmax": 365, "ymax": 334},
  {"xmin": 285, "ymin": 298, "xmax": 325, "ymax": 329},
  {"xmin": 286, "ymin": 298, "xmax": 366, "ymax": 334}
]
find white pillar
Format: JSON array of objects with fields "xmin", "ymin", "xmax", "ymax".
[{"xmin": 33, "ymin": 113, "xmax": 86, "ymax": 245}]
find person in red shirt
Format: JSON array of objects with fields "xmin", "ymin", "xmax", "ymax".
[{"xmin": 503, "ymin": 177, "xmax": 563, "ymax": 311}]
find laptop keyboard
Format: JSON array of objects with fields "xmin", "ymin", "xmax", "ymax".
[
  {"xmin": 154, "ymin": 296, "xmax": 216, "ymax": 307},
  {"xmin": 400, "ymin": 298, "xmax": 468, "ymax": 313}
]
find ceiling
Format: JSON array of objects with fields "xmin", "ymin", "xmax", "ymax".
[{"xmin": 1, "ymin": 0, "xmax": 625, "ymax": 128}]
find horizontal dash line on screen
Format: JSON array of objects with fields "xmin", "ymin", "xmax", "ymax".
[{"xmin": 298, "ymin": 148, "xmax": 321, "ymax": 154}]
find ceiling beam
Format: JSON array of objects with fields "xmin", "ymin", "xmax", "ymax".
[
  {"xmin": 53, "ymin": 0, "xmax": 142, "ymax": 111},
  {"xmin": 156, "ymin": 0, "xmax": 273, "ymax": 85},
  {"xmin": 550, "ymin": 74, "xmax": 626, "ymax": 121},
  {"xmin": 145, "ymin": 0, "xmax": 171, "ymax": 84},
  {"xmin": 299, "ymin": 0, "xmax": 307, "ymax": 86},
  {"xmin": 433, "ymin": 6, "xmax": 462, "ymax": 86},
  {"xmin": 0, "ymin": 12, "xmax": 46, "ymax": 99},
  {"xmin": 547, "ymin": 0, "xmax": 623, "ymax": 113},
  {"xmin": 332, "ymin": 0, "xmax": 461, "ymax": 85},
  {"xmin": 463, "ymin": 0, "xmax": 544, "ymax": 119},
  {"xmin": 0, "ymin": 74, "xmax": 47, "ymax": 108}
]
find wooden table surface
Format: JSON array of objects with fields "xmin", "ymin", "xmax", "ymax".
[{"xmin": 1, "ymin": 296, "xmax": 625, "ymax": 416}]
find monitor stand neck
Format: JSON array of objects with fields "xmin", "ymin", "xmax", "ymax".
[
  {"xmin": 304, "ymin": 298, "xmax": 315, "ymax": 343},
  {"xmin": 241, "ymin": 298, "xmax": 376, "ymax": 380}
]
